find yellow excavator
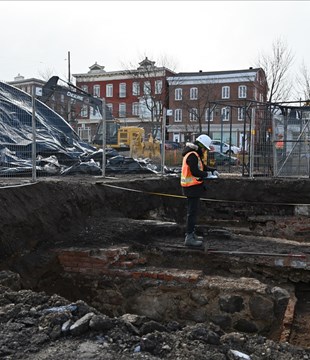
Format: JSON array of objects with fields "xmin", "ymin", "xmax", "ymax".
[{"xmin": 93, "ymin": 123, "xmax": 161, "ymax": 159}]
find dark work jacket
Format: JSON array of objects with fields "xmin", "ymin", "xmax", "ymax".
[{"xmin": 181, "ymin": 142, "xmax": 215, "ymax": 198}]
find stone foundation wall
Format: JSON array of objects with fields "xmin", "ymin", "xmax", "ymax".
[{"xmin": 55, "ymin": 247, "xmax": 291, "ymax": 338}]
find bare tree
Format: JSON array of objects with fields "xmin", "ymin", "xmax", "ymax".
[
  {"xmin": 179, "ymin": 83, "xmax": 219, "ymax": 135},
  {"xmin": 296, "ymin": 61, "xmax": 310, "ymax": 101},
  {"xmin": 257, "ymin": 37, "xmax": 294, "ymax": 103},
  {"xmin": 37, "ymin": 67, "xmax": 56, "ymax": 81},
  {"xmin": 124, "ymin": 57, "xmax": 177, "ymax": 139}
]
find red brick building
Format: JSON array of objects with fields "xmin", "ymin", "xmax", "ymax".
[
  {"xmin": 166, "ymin": 68, "xmax": 268, "ymax": 149},
  {"xmin": 73, "ymin": 58, "xmax": 175, "ymax": 142},
  {"xmin": 8, "ymin": 66, "xmax": 268, "ymax": 151},
  {"xmin": 7, "ymin": 74, "xmax": 74, "ymax": 126}
]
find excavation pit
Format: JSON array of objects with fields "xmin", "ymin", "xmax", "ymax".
[{"xmin": 1, "ymin": 175, "xmax": 310, "ymax": 358}]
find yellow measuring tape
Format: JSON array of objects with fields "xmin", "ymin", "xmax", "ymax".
[{"xmin": 97, "ymin": 182, "xmax": 310, "ymax": 207}]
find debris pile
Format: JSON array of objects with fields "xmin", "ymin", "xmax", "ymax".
[
  {"xmin": 0, "ymin": 81, "xmax": 175, "ymax": 177},
  {"xmin": 1, "ymin": 271, "xmax": 309, "ymax": 360}
]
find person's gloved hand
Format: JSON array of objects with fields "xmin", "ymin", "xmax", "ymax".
[
  {"xmin": 206, "ymin": 171, "xmax": 216, "ymax": 179},
  {"xmin": 207, "ymin": 167, "xmax": 219, "ymax": 177},
  {"xmin": 206, "ymin": 166, "xmax": 216, "ymax": 173}
]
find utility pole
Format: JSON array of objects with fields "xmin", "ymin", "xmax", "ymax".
[
  {"xmin": 67, "ymin": 51, "xmax": 71, "ymax": 83},
  {"xmin": 67, "ymin": 51, "xmax": 71, "ymax": 125}
]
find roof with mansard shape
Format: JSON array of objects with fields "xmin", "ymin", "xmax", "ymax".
[
  {"xmin": 167, "ymin": 68, "xmax": 265, "ymax": 85},
  {"xmin": 73, "ymin": 58, "xmax": 175, "ymax": 80}
]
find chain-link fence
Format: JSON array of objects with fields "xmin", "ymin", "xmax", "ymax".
[
  {"xmin": 0, "ymin": 81, "xmax": 98, "ymax": 182},
  {"xmin": 0, "ymin": 81, "xmax": 309, "ymax": 181},
  {"xmin": 165, "ymin": 103, "xmax": 310, "ymax": 178},
  {"xmin": 272, "ymin": 105, "xmax": 310, "ymax": 178}
]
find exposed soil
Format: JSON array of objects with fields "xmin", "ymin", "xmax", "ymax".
[{"xmin": 1, "ymin": 175, "xmax": 310, "ymax": 359}]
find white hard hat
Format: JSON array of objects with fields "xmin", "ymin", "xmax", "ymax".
[{"xmin": 196, "ymin": 134, "xmax": 212, "ymax": 150}]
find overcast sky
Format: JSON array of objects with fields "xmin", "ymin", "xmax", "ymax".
[{"xmin": 1, "ymin": 1, "xmax": 310, "ymax": 85}]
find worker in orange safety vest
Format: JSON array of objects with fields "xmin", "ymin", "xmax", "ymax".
[
  {"xmin": 275, "ymin": 134, "xmax": 284, "ymax": 158},
  {"xmin": 180, "ymin": 134, "xmax": 218, "ymax": 247},
  {"xmin": 276, "ymin": 134, "xmax": 284, "ymax": 150}
]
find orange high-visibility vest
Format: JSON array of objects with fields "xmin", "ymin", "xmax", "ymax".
[
  {"xmin": 276, "ymin": 141, "xmax": 284, "ymax": 149},
  {"xmin": 181, "ymin": 151, "xmax": 203, "ymax": 187}
]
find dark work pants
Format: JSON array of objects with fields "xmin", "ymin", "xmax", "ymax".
[{"xmin": 186, "ymin": 197, "xmax": 200, "ymax": 234}]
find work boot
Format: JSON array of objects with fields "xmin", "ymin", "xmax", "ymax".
[
  {"xmin": 194, "ymin": 233, "xmax": 203, "ymax": 242},
  {"xmin": 184, "ymin": 232, "xmax": 203, "ymax": 247}
]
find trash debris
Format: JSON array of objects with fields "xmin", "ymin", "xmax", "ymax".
[
  {"xmin": 42, "ymin": 304, "xmax": 78, "ymax": 314},
  {"xmin": 228, "ymin": 349, "xmax": 251, "ymax": 360}
]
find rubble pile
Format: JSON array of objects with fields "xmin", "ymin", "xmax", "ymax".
[{"xmin": 1, "ymin": 271, "xmax": 310, "ymax": 360}]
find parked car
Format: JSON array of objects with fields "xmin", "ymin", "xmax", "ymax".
[
  {"xmin": 208, "ymin": 151, "xmax": 239, "ymax": 166},
  {"xmin": 210, "ymin": 140, "xmax": 241, "ymax": 155},
  {"xmin": 165, "ymin": 141, "xmax": 182, "ymax": 150}
]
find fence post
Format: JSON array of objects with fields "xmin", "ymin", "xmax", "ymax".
[
  {"xmin": 31, "ymin": 86, "xmax": 37, "ymax": 182},
  {"xmin": 101, "ymin": 98, "xmax": 106, "ymax": 178},
  {"xmin": 161, "ymin": 107, "xmax": 166, "ymax": 176}
]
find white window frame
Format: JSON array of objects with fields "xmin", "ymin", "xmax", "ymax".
[
  {"xmin": 155, "ymin": 100, "xmax": 162, "ymax": 116},
  {"xmin": 155, "ymin": 80, "xmax": 162, "ymax": 95},
  {"xmin": 189, "ymin": 108, "xmax": 198, "ymax": 121},
  {"xmin": 222, "ymin": 86, "xmax": 230, "ymax": 99},
  {"xmin": 238, "ymin": 107, "xmax": 245, "ymax": 121},
  {"xmin": 132, "ymin": 82, "xmax": 140, "ymax": 96},
  {"xmin": 174, "ymin": 109, "xmax": 182, "ymax": 122},
  {"xmin": 81, "ymin": 104, "xmax": 88, "ymax": 118},
  {"xmin": 238, "ymin": 85, "xmax": 247, "ymax": 98},
  {"xmin": 221, "ymin": 107, "xmax": 230, "ymax": 121},
  {"xmin": 190, "ymin": 87, "xmax": 198, "ymax": 100},
  {"xmin": 143, "ymin": 81, "xmax": 151, "ymax": 95},
  {"xmin": 93, "ymin": 85, "xmax": 100, "ymax": 97},
  {"xmin": 132, "ymin": 102, "xmax": 140, "ymax": 116},
  {"xmin": 106, "ymin": 84, "xmax": 113, "ymax": 97},
  {"xmin": 175, "ymin": 88, "xmax": 182, "ymax": 100},
  {"xmin": 119, "ymin": 83, "xmax": 126, "ymax": 98},
  {"xmin": 119, "ymin": 103, "xmax": 126, "ymax": 117},
  {"xmin": 205, "ymin": 108, "xmax": 214, "ymax": 121},
  {"xmin": 92, "ymin": 106, "xmax": 97, "ymax": 116}
]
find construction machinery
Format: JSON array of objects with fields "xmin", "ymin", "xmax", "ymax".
[
  {"xmin": 92, "ymin": 121, "xmax": 145, "ymax": 151},
  {"xmin": 41, "ymin": 76, "xmax": 161, "ymax": 157}
]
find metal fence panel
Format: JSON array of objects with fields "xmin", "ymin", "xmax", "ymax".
[
  {"xmin": 1, "ymin": 83, "xmax": 309, "ymax": 180},
  {"xmin": 0, "ymin": 81, "xmax": 98, "ymax": 181},
  {"xmin": 272, "ymin": 106, "xmax": 310, "ymax": 178},
  {"xmin": 0, "ymin": 82, "xmax": 35, "ymax": 180}
]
